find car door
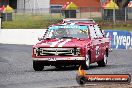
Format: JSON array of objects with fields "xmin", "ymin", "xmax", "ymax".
[
  {"xmin": 89, "ymin": 25, "xmax": 101, "ymax": 63},
  {"xmin": 93, "ymin": 24, "xmax": 105, "ymax": 61}
]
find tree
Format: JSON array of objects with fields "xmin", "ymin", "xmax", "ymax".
[{"xmin": 114, "ymin": 0, "xmax": 130, "ymax": 8}]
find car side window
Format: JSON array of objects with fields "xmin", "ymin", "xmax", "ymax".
[
  {"xmin": 94, "ymin": 25, "xmax": 103, "ymax": 38},
  {"xmin": 89, "ymin": 24, "xmax": 103, "ymax": 39},
  {"xmin": 89, "ymin": 25, "xmax": 98, "ymax": 39}
]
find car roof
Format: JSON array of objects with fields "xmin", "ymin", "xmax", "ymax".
[
  {"xmin": 49, "ymin": 22, "xmax": 98, "ymax": 27},
  {"xmin": 62, "ymin": 18, "xmax": 95, "ymax": 23}
]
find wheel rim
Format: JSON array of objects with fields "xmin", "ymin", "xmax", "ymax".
[
  {"xmin": 85, "ymin": 54, "xmax": 90, "ymax": 67},
  {"xmin": 104, "ymin": 54, "xmax": 107, "ymax": 64}
]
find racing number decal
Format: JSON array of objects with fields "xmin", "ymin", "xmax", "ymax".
[{"xmin": 96, "ymin": 46, "xmax": 100, "ymax": 58}]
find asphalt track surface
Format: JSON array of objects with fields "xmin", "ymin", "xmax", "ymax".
[{"xmin": 0, "ymin": 44, "xmax": 132, "ymax": 88}]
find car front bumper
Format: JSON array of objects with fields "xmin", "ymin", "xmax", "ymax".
[
  {"xmin": 33, "ymin": 57, "xmax": 85, "ymax": 61},
  {"xmin": 33, "ymin": 57, "xmax": 85, "ymax": 66}
]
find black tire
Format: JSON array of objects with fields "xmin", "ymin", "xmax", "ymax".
[
  {"xmin": 33, "ymin": 61, "xmax": 44, "ymax": 71},
  {"xmin": 97, "ymin": 54, "xmax": 107, "ymax": 67},
  {"xmin": 82, "ymin": 54, "xmax": 90, "ymax": 70}
]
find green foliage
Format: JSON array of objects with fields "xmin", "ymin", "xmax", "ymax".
[
  {"xmin": 2, "ymin": 14, "xmax": 62, "ymax": 29},
  {"xmin": 2, "ymin": 14, "xmax": 132, "ymax": 31},
  {"xmin": 97, "ymin": 21, "xmax": 132, "ymax": 31}
]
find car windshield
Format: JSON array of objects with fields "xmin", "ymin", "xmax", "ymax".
[{"xmin": 44, "ymin": 25, "xmax": 89, "ymax": 39}]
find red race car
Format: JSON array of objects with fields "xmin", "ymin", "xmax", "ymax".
[{"xmin": 32, "ymin": 22, "xmax": 110, "ymax": 71}]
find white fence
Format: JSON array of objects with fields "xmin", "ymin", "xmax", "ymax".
[{"xmin": 0, "ymin": 29, "xmax": 46, "ymax": 45}]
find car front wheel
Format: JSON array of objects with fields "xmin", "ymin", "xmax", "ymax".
[
  {"xmin": 82, "ymin": 54, "xmax": 90, "ymax": 70},
  {"xmin": 33, "ymin": 61, "xmax": 44, "ymax": 71}
]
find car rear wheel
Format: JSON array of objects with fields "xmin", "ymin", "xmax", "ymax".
[
  {"xmin": 33, "ymin": 61, "xmax": 44, "ymax": 71},
  {"xmin": 97, "ymin": 54, "xmax": 107, "ymax": 67},
  {"xmin": 82, "ymin": 54, "xmax": 90, "ymax": 70}
]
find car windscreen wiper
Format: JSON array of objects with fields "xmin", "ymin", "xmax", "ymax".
[{"xmin": 61, "ymin": 37, "xmax": 73, "ymax": 39}]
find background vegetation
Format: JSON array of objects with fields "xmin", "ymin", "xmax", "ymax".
[{"xmin": 2, "ymin": 14, "xmax": 132, "ymax": 31}]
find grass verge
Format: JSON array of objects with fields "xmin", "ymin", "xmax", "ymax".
[
  {"xmin": 2, "ymin": 14, "xmax": 62, "ymax": 29},
  {"xmin": 2, "ymin": 14, "xmax": 132, "ymax": 31}
]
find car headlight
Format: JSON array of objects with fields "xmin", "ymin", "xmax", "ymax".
[
  {"xmin": 72, "ymin": 48, "xmax": 80, "ymax": 55},
  {"xmin": 34, "ymin": 48, "xmax": 42, "ymax": 56}
]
